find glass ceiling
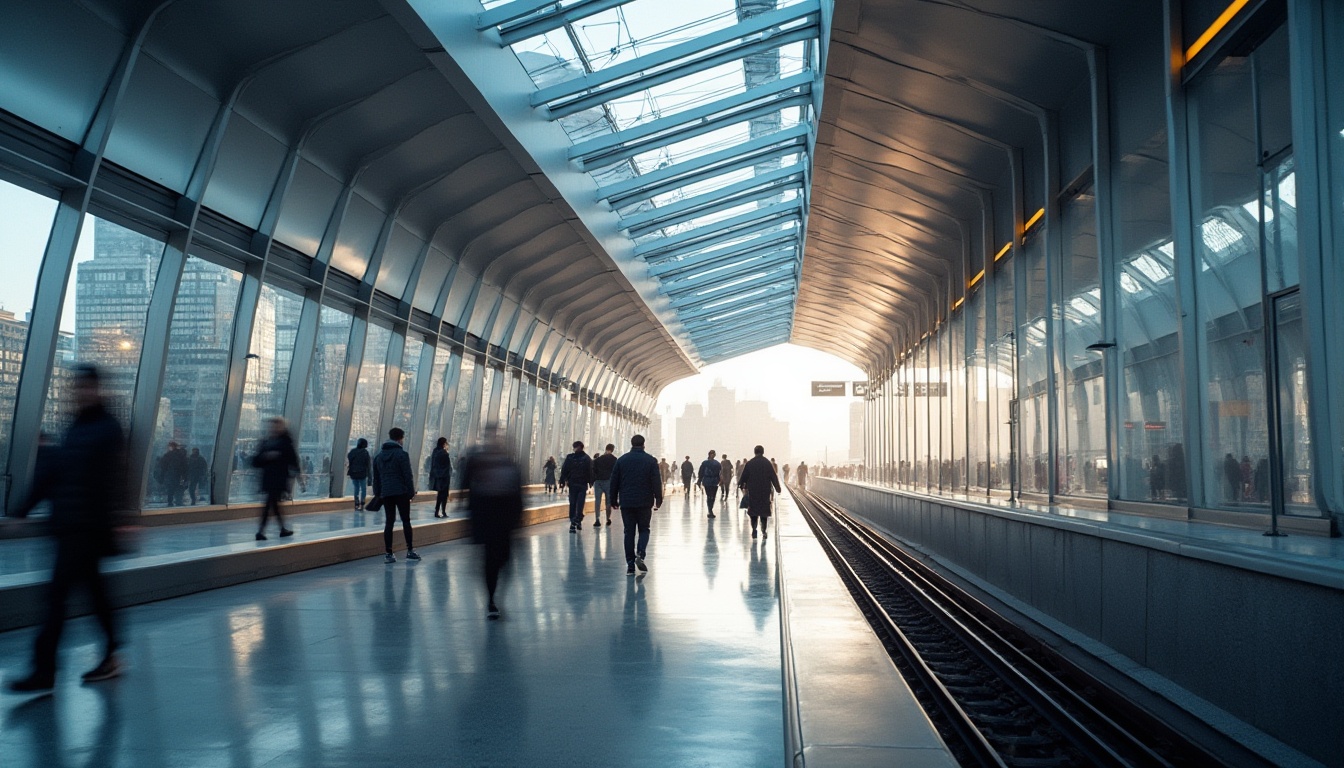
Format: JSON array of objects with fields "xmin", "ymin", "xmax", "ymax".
[{"xmin": 475, "ymin": 0, "xmax": 827, "ymax": 363}]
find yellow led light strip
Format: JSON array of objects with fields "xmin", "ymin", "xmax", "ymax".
[
  {"xmin": 968, "ymin": 269, "xmax": 985, "ymax": 288},
  {"xmin": 1023, "ymin": 207, "xmax": 1045, "ymax": 232},
  {"xmin": 993, "ymin": 241, "xmax": 1012, "ymax": 262},
  {"xmin": 952, "ymin": 297, "xmax": 965, "ymax": 310},
  {"xmin": 1185, "ymin": 0, "xmax": 1252, "ymax": 64}
]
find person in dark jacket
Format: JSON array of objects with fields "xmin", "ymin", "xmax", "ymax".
[
  {"xmin": 347, "ymin": 438, "xmax": 371, "ymax": 510},
  {"xmin": 718, "ymin": 455, "xmax": 733, "ymax": 507},
  {"xmin": 559, "ymin": 441, "xmax": 593, "ymax": 533},
  {"xmin": 429, "ymin": 437, "xmax": 453, "ymax": 518},
  {"xmin": 698, "ymin": 450, "xmax": 722, "ymax": 518},
  {"xmin": 592, "ymin": 443, "xmax": 618, "ymax": 528},
  {"xmin": 186, "ymin": 447, "xmax": 209, "ymax": 505},
  {"xmin": 252, "ymin": 417, "xmax": 298, "ymax": 541},
  {"xmin": 159, "ymin": 441, "xmax": 188, "ymax": 506},
  {"xmin": 738, "ymin": 445, "xmax": 782, "ymax": 540},
  {"xmin": 459, "ymin": 425, "xmax": 524, "ymax": 619},
  {"xmin": 543, "ymin": 456, "xmax": 558, "ymax": 493},
  {"xmin": 372, "ymin": 427, "xmax": 418, "ymax": 563},
  {"xmin": 680, "ymin": 456, "xmax": 694, "ymax": 495},
  {"xmin": 8, "ymin": 364, "xmax": 128, "ymax": 691},
  {"xmin": 609, "ymin": 434, "xmax": 663, "ymax": 575}
]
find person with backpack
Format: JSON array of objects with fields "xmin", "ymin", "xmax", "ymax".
[
  {"xmin": 347, "ymin": 437, "xmax": 371, "ymax": 510},
  {"xmin": 698, "ymin": 450, "xmax": 722, "ymax": 518},
  {"xmin": 559, "ymin": 440, "xmax": 594, "ymax": 533},
  {"xmin": 372, "ymin": 427, "xmax": 418, "ymax": 563}
]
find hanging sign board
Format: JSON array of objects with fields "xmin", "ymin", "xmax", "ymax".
[
  {"xmin": 852, "ymin": 382, "xmax": 869, "ymax": 397},
  {"xmin": 811, "ymin": 381, "xmax": 847, "ymax": 396}
]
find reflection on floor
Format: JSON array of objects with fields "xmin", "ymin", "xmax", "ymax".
[{"xmin": 0, "ymin": 489, "xmax": 783, "ymax": 767}]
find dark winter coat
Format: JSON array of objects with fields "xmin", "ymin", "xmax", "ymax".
[
  {"xmin": 160, "ymin": 446, "xmax": 188, "ymax": 484},
  {"xmin": 346, "ymin": 446, "xmax": 371, "ymax": 480},
  {"xmin": 738, "ymin": 455, "xmax": 781, "ymax": 517},
  {"xmin": 698, "ymin": 458, "xmax": 721, "ymax": 487},
  {"xmin": 372, "ymin": 441, "xmax": 416, "ymax": 498},
  {"xmin": 609, "ymin": 446, "xmax": 663, "ymax": 509},
  {"xmin": 187, "ymin": 453, "xmax": 208, "ymax": 482},
  {"xmin": 680, "ymin": 460, "xmax": 694, "ymax": 480},
  {"xmin": 252, "ymin": 432, "xmax": 300, "ymax": 495},
  {"xmin": 17, "ymin": 404, "xmax": 127, "ymax": 547},
  {"xmin": 593, "ymin": 452, "xmax": 617, "ymax": 482},
  {"xmin": 559, "ymin": 451, "xmax": 593, "ymax": 489},
  {"xmin": 460, "ymin": 446, "xmax": 524, "ymax": 544},
  {"xmin": 429, "ymin": 446, "xmax": 453, "ymax": 491}
]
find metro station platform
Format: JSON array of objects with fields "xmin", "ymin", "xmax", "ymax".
[{"xmin": 0, "ymin": 487, "xmax": 959, "ymax": 768}]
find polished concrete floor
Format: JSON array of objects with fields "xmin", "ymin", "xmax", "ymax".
[{"xmin": 0, "ymin": 490, "xmax": 783, "ymax": 767}]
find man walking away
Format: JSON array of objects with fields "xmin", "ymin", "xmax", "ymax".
[
  {"xmin": 593, "ymin": 444, "xmax": 618, "ymax": 528},
  {"xmin": 698, "ymin": 450, "xmax": 721, "ymax": 518},
  {"xmin": 680, "ymin": 456, "xmax": 694, "ymax": 495},
  {"xmin": 372, "ymin": 427, "xmax": 419, "ymax": 563},
  {"xmin": 718, "ymin": 455, "xmax": 733, "ymax": 509},
  {"xmin": 796, "ymin": 461, "xmax": 808, "ymax": 492},
  {"xmin": 160, "ymin": 441, "xmax": 187, "ymax": 506},
  {"xmin": 609, "ymin": 435, "xmax": 662, "ymax": 575},
  {"xmin": 739, "ymin": 445, "xmax": 782, "ymax": 540},
  {"xmin": 559, "ymin": 441, "xmax": 593, "ymax": 533},
  {"xmin": 658, "ymin": 457, "xmax": 670, "ymax": 488},
  {"xmin": 460, "ymin": 425, "xmax": 524, "ymax": 619},
  {"xmin": 253, "ymin": 418, "xmax": 298, "ymax": 540},
  {"xmin": 187, "ymin": 447, "xmax": 208, "ymax": 505},
  {"xmin": 347, "ymin": 438, "xmax": 371, "ymax": 510},
  {"xmin": 8, "ymin": 364, "xmax": 128, "ymax": 691}
]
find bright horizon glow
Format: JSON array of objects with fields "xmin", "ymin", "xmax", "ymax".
[{"xmin": 655, "ymin": 342, "xmax": 866, "ymax": 466}]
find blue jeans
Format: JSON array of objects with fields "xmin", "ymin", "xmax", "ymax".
[
  {"xmin": 621, "ymin": 506, "xmax": 652, "ymax": 563},
  {"xmin": 593, "ymin": 479, "xmax": 611, "ymax": 516},
  {"xmin": 351, "ymin": 477, "xmax": 367, "ymax": 505},
  {"xmin": 568, "ymin": 486, "xmax": 587, "ymax": 526}
]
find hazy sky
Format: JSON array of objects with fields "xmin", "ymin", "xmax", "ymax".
[{"xmin": 655, "ymin": 343, "xmax": 866, "ymax": 466}]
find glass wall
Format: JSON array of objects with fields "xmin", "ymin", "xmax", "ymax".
[
  {"xmin": 150, "ymin": 256, "xmax": 243, "ymax": 506},
  {"xmin": 295, "ymin": 304, "xmax": 352, "ymax": 500},
  {"xmin": 419, "ymin": 344, "xmax": 453, "ymax": 489},
  {"xmin": 46, "ymin": 217, "xmax": 165, "ymax": 434},
  {"xmin": 0, "ymin": 180, "xmax": 59, "ymax": 508},
  {"xmin": 1057, "ymin": 186, "xmax": 1107, "ymax": 497},
  {"xmin": 449, "ymin": 354, "xmax": 478, "ymax": 452},
  {"xmin": 229, "ymin": 283, "xmax": 304, "ymax": 503},
  {"xmin": 350, "ymin": 322, "xmax": 393, "ymax": 454}
]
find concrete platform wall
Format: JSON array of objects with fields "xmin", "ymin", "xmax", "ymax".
[{"xmin": 810, "ymin": 478, "xmax": 1344, "ymax": 766}]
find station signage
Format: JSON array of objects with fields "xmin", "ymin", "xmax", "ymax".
[
  {"xmin": 811, "ymin": 381, "xmax": 847, "ymax": 396},
  {"xmin": 852, "ymin": 382, "xmax": 869, "ymax": 397}
]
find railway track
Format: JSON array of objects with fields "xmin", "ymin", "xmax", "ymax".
[{"xmin": 792, "ymin": 490, "xmax": 1245, "ymax": 768}]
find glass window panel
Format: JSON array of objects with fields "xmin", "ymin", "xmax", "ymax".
[
  {"xmin": 150, "ymin": 256, "xmax": 242, "ymax": 507},
  {"xmin": 0, "ymin": 180, "xmax": 59, "ymax": 500},
  {"xmin": 349, "ymin": 323, "xmax": 393, "ymax": 458},
  {"xmin": 1273, "ymin": 293, "xmax": 1314, "ymax": 511},
  {"xmin": 420, "ymin": 344, "xmax": 453, "ymax": 489},
  {"xmin": 1116, "ymin": 127, "xmax": 1184, "ymax": 505},
  {"xmin": 1263, "ymin": 157, "xmax": 1299, "ymax": 292},
  {"xmin": 230, "ymin": 284, "xmax": 304, "ymax": 503},
  {"xmin": 1189, "ymin": 51, "xmax": 1268, "ymax": 510},
  {"xmin": 46, "ymin": 217, "xmax": 165, "ymax": 437},
  {"xmin": 450, "ymin": 355, "xmax": 479, "ymax": 450},
  {"xmin": 394, "ymin": 335, "xmax": 425, "ymax": 435},
  {"xmin": 1057, "ymin": 185, "xmax": 1106, "ymax": 497},
  {"xmin": 478, "ymin": 364, "xmax": 498, "ymax": 436},
  {"xmin": 295, "ymin": 305, "xmax": 352, "ymax": 500}
]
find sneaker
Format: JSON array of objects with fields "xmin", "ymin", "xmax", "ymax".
[
  {"xmin": 255, "ymin": 532, "xmax": 267, "ymax": 541},
  {"xmin": 634, "ymin": 556, "xmax": 647, "ymax": 573},
  {"xmin": 406, "ymin": 550, "xmax": 421, "ymax": 561},
  {"xmin": 593, "ymin": 521, "xmax": 601, "ymax": 528},
  {"xmin": 626, "ymin": 563, "xmax": 636, "ymax": 575},
  {"xmin": 763, "ymin": 531, "xmax": 769, "ymax": 540},
  {"xmin": 6, "ymin": 673, "xmax": 54, "ymax": 693},
  {"xmin": 751, "ymin": 530, "xmax": 758, "ymax": 539},
  {"xmin": 384, "ymin": 553, "xmax": 396, "ymax": 564},
  {"xmin": 81, "ymin": 654, "xmax": 124, "ymax": 683},
  {"xmin": 487, "ymin": 602, "xmax": 501, "ymax": 620},
  {"xmin": 279, "ymin": 528, "xmax": 294, "ymax": 538},
  {"xmin": 708, "ymin": 513, "xmax": 716, "ymax": 518}
]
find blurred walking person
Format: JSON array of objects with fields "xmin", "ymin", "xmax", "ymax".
[
  {"xmin": 186, "ymin": 447, "xmax": 208, "ymax": 505},
  {"xmin": 543, "ymin": 456, "xmax": 558, "ymax": 494},
  {"xmin": 609, "ymin": 434, "xmax": 662, "ymax": 575},
  {"xmin": 460, "ymin": 425, "xmax": 524, "ymax": 619},
  {"xmin": 718, "ymin": 454, "xmax": 733, "ymax": 509},
  {"xmin": 796, "ymin": 461, "xmax": 808, "ymax": 493},
  {"xmin": 7, "ymin": 364, "xmax": 128, "ymax": 692},
  {"xmin": 347, "ymin": 437, "xmax": 371, "ymax": 510},
  {"xmin": 738, "ymin": 445, "xmax": 782, "ymax": 540},
  {"xmin": 253, "ymin": 417, "xmax": 298, "ymax": 541},
  {"xmin": 680, "ymin": 456, "xmax": 693, "ymax": 495},
  {"xmin": 559, "ymin": 441, "xmax": 593, "ymax": 533},
  {"xmin": 429, "ymin": 437, "xmax": 453, "ymax": 518},
  {"xmin": 158, "ymin": 441, "xmax": 187, "ymax": 506},
  {"xmin": 373, "ymin": 427, "xmax": 419, "ymax": 563},
  {"xmin": 698, "ymin": 450, "xmax": 721, "ymax": 518},
  {"xmin": 592, "ymin": 443, "xmax": 618, "ymax": 528}
]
